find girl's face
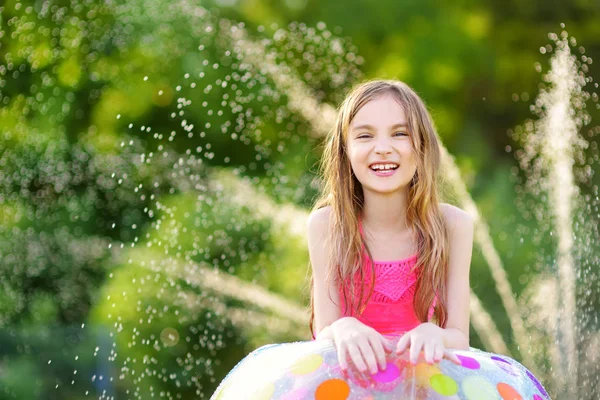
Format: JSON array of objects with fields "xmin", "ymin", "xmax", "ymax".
[{"xmin": 346, "ymin": 95, "xmax": 418, "ymax": 195}]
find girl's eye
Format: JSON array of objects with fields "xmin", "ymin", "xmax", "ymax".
[{"xmin": 357, "ymin": 132, "xmax": 406, "ymax": 138}]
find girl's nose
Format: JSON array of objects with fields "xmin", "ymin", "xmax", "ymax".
[
  {"xmin": 374, "ymin": 139, "xmax": 393, "ymax": 155},
  {"xmin": 375, "ymin": 147, "xmax": 392, "ymax": 155}
]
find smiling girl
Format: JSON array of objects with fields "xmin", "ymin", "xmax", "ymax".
[
  {"xmin": 211, "ymin": 80, "xmax": 550, "ymax": 400},
  {"xmin": 308, "ymin": 80, "xmax": 471, "ymax": 373}
]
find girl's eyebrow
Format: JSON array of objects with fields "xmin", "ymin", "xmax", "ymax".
[{"xmin": 351, "ymin": 123, "xmax": 408, "ymax": 131}]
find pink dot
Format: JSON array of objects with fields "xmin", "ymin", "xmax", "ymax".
[
  {"xmin": 457, "ymin": 355, "xmax": 480, "ymax": 370},
  {"xmin": 371, "ymin": 362, "xmax": 400, "ymax": 383},
  {"xmin": 533, "ymin": 395, "xmax": 543, "ymax": 400}
]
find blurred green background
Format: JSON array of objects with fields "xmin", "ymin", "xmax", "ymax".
[{"xmin": 0, "ymin": 0, "xmax": 599, "ymax": 398}]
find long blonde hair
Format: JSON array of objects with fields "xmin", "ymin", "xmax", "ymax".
[{"xmin": 309, "ymin": 79, "xmax": 449, "ymax": 337}]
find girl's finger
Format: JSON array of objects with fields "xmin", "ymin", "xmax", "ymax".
[
  {"xmin": 396, "ymin": 333, "xmax": 411, "ymax": 354},
  {"xmin": 381, "ymin": 337, "xmax": 394, "ymax": 353},
  {"xmin": 368, "ymin": 335, "xmax": 388, "ymax": 371},
  {"xmin": 424, "ymin": 341, "xmax": 436, "ymax": 364},
  {"xmin": 444, "ymin": 349, "xmax": 462, "ymax": 365},
  {"xmin": 357, "ymin": 339, "xmax": 379, "ymax": 375},
  {"xmin": 433, "ymin": 342, "xmax": 444, "ymax": 363},
  {"xmin": 409, "ymin": 338, "xmax": 424, "ymax": 365},
  {"xmin": 337, "ymin": 342, "xmax": 348, "ymax": 371},
  {"xmin": 347, "ymin": 343, "xmax": 368, "ymax": 373}
]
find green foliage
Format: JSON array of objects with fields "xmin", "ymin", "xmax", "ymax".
[
  {"xmin": 90, "ymin": 256, "xmax": 251, "ymax": 398},
  {"xmin": 0, "ymin": 324, "xmax": 117, "ymax": 399}
]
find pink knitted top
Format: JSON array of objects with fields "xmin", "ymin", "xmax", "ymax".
[{"xmin": 338, "ymin": 220, "xmax": 435, "ymax": 336}]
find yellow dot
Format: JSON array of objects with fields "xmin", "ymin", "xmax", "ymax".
[
  {"xmin": 250, "ymin": 382, "xmax": 275, "ymax": 400},
  {"xmin": 213, "ymin": 385, "xmax": 226, "ymax": 400},
  {"xmin": 290, "ymin": 354, "xmax": 323, "ymax": 375},
  {"xmin": 430, "ymin": 374, "xmax": 458, "ymax": 396}
]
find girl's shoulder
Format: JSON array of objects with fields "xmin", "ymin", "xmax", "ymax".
[
  {"xmin": 306, "ymin": 206, "xmax": 332, "ymax": 238},
  {"xmin": 307, "ymin": 205, "xmax": 332, "ymax": 224},
  {"xmin": 439, "ymin": 202, "xmax": 474, "ymax": 234}
]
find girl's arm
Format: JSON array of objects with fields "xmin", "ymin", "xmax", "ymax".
[
  {"xmin": 308, "ymin": 210, "xmax": 393, "ymax": 374},
  {"xmin": 315, "ymin": 324, "xmax": 334, "ymax": 340},
  {"xmin": 440, "ymin": 203, "xmax": 474, "ymax": 350},
  {"xmin": 307, "ymin": 206, "xmax": 342, "ymax": 338}
]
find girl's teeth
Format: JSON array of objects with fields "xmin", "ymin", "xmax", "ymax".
[{"xmin": 371, "ymin": 164, "xmax": 397, "ymax": 170}]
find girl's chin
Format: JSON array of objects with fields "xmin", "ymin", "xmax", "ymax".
[
  {"xmin": 356, "ymin": 173, "xmax": 411, "ymax": 193},
  {"xmin": 361, "ymin": 183, "xmax": 410, "ymax": 195}
]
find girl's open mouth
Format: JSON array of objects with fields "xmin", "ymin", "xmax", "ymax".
[{"xmin": 369, "ymin": 163, "xmax": 398, "ymax": 177}]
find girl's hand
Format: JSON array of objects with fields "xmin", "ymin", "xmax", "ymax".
[
  {"xmin": 330, "ymin": 317, "xmax": 394, "ymax": 375},
  {"xmin": 395, "ymin": 322, "xmax": 461, "ymax": 365}
]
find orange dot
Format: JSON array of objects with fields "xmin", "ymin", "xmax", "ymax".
[
  {"xmin": 413, "ymin": 363, "xmax": 441, "ymax": 387},
  {"xmin": 315, "ymin": 379, "xmax": 350, "ymax": 400},
  {"xmin": 497, "ymin": 382, "xmax": 523, "ymax": 400}
]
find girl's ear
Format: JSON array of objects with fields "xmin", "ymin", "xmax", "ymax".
[{"xmin": 411, "ymin": 172, "xmax": 418, "ymax": 185}]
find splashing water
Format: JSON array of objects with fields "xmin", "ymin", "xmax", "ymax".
[
  {"xmin": 512, "ymin": 25, "xmax": 600, "ymax": 399},
  {"xmin": 0, "ymin": 1, "xmax": 362, "ymax": 398}
]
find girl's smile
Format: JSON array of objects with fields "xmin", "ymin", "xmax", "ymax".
[{"xmin": 369, "ymin": 162, "xmax": 400, "ymax": 177}]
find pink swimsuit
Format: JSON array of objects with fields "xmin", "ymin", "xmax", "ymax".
[{"xmin": 338, "ymin": 221, "xmax": 434, "ymax": 335}]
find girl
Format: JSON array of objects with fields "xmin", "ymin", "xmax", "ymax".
[
  {"xmin": 307, "ymin": 79, "xmax": 471, "ymax": 373},
  {"xmin": 211, "ymin": 80, "xmax": 550, "ymax": 400}
]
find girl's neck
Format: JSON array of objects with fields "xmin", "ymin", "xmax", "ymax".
[{"xmin": 361, "ymin": 188, "xmax": 410, "ymax": 234}]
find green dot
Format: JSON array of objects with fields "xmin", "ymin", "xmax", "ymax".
[
  {"xmin": 430, "ymin": 374, "xmax": 458, "ymax": 396},
  {"xmin": 462, "ymin": 376, "xmax": 499, "ymax": 400}
]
